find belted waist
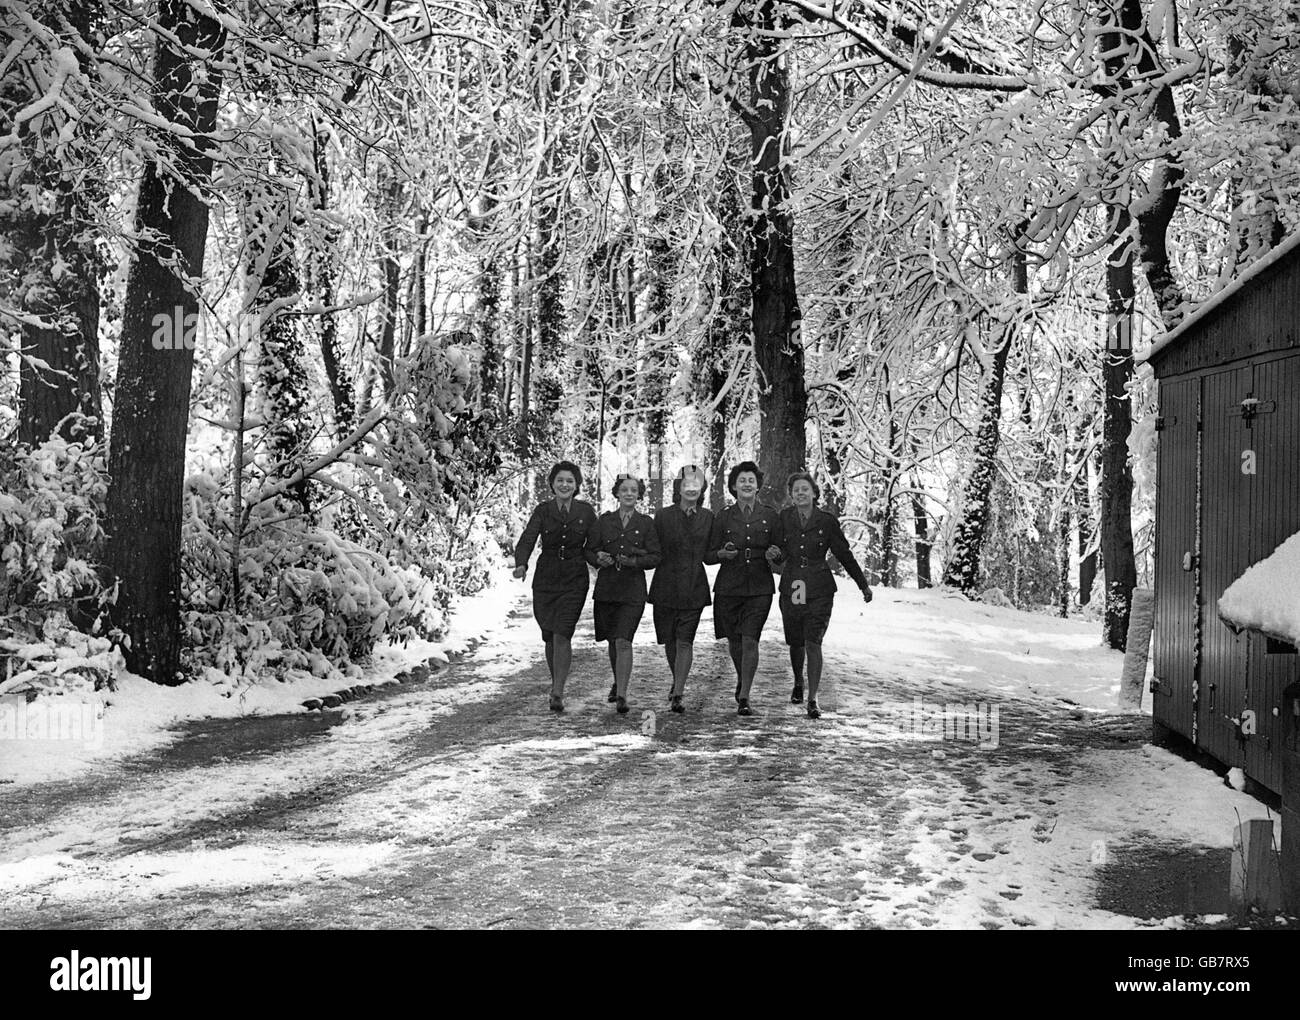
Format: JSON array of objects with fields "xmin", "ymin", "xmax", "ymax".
[
  {"xmin": 795, "ymin": 556, "xmax": 828, "ymax": 568},
  {"xmin": 543, "ymin": 548, "xmax": 584, "ymax": 561}
]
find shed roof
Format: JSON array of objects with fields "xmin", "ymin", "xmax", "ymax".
[{"xmin": 1137, "ymin": 231, "xmax": 1300, "ymax": 367}]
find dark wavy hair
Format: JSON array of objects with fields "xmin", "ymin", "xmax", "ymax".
[
  {"xmin": 548, "ymin": 460, "xmax": 583, "ymax": 491},
  {"xmin": 786, "ymin": 470, "xmax": 821, "ymax": 502},
  {"xmin": 612, "ymin": 473, "xmax": 646, "ymax": 500},
  {"xmin": 727, "ymin": 460, "xmax": 763, "ymax": 497},
  {"xmin": 671, "ymin": 464, "xmax": 710, "ymax": 507}
]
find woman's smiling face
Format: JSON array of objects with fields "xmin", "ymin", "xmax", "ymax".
[
  {"xmin": 791, "ymin": 479, "xmax": 815, "ymax": 508},
  {"xmin": 616, "ymin": 477, "xmax": 639, "ymax": 510},
  {"xmin": 680, "ymin": 473, "xmax": 703, "ymax": 506},
  {"xmin": 552, "ymin": 470, "xmax": 577, "ymax": 499},
  {"xmin": 734, "ymin": 471, "xmax": 759, "ymax": 500}
]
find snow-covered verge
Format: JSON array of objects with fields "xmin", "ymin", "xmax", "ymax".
[
  {"xmin": 819, "ymin": 585, "xmax": 1136, "ymax": 713},
  {"xmin": 1218, "ymin": 531, "xmax": 1300, "ymax": 647},
  {"xmin": 0, "ymin": 562, "xmax": 524, "ymax": 787}
]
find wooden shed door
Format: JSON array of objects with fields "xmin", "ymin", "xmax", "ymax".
[
  {"xmin": 1241, "ymin": 356, "xmax": 1300, "ymax": 793},
  {"xmin": 1152, "ymin": 376, "xmax": 1199, "ymax": 740},
  {"xmin": 1198, "ymin": 366, "xmax": 1253, "ymax": 770}
]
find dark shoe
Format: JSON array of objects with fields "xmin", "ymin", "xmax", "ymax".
[
  {"xmin": 549, "ymin": 694, "xmax": 564, "ymax": 713},
  {"xmin": 807, "ymin": 699, "xmax": 821, "ymax": 719},
  {"xmin": 737, "ymin": 698, "xmax": 753, "ymax": 717},
  {"xmin": 607, "ymin": 683, "xmax": 618, "ymax": 703},
  {"xmin": 790, "ymin": 683, "xmax": 804, "ymax": 704},
  {"xmin": 616, "ymin": 696, "xmax": 629, "ymax": 715},
  {"xmin": 670, "ymin": 694, "xmax": 684, "ymax": 714}
]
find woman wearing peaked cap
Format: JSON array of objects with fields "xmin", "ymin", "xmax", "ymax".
[
  {"xmin": 513, "ymin": 461, "xmax": 599, "ymax": 713},
  {"xmin": 774, "ymin": 470, "xmax": 872, "ymax": 719},
  {"xmin": 586, "ymin": 474, "xmax": 661, "ymax": 715},
  {"xmin": 706, "ymin": 460, "xmax": 784, "ymax": 716},
  {"xmin": 647, "ymin": 465, "xmax": 714, "ymax": 714}
]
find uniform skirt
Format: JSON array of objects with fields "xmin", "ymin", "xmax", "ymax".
[
  {"xmin": 652, "ymin": 604, "xmax": 704, "ymax": 645},
  {"xmin": 779, "ymin": 592, "xmax": 834, "ymax": 646},
  {"xmin": 594, "ymin": 599, "xmax": 645, "ymax": 643},
  {"xmin": 533, "ymin": 584, "xmax": 588, "ymax": 640},
  {"xmin": 713, "ymin": 594, "xmax": 773, "ymax": 641}
]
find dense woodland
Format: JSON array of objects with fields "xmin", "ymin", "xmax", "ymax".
[{"xmin": 1, "ymin": 0, "xmax": 1298, "ymax": 687}]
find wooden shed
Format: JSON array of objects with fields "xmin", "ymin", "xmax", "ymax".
[{"xmin": 1140, "ymin": 234, "xmax": 1300, "ymax": 798}]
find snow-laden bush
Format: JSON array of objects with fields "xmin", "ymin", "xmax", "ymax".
[
  {"xmin": 182, "ymin": 467, "xmax": 445, "ymax": 679},
  {"xmin": 0, "ymin": 436, "xmax": 110, "ymax": 634}
]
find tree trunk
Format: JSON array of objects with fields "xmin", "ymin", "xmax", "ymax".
[
  {"xmin": 911, "ymin": 477, "xmax": 932, "ymax": 589},
  {"xmin": 310, "ymin": 119, "xmax": 356, "ymax": 439},
  {"xmin": 741, "ymin": 0, "xmax": 805, "ymax": 506},
  {"xmin": 514, "ymin": 239, "xmax": 534, "ymax": 457},
  {"xmin": 245, "ymin": 174, "xmax": 309, "ymax": 513},
  {"xmin": 530, "ymin": 0, "xmax": 566, "ymax": 435},
  {"xmin": 941, "ymin": 232, "xmax": 1027, "ymax": 593},
  {"xmin": 10, "ymin": 0, "xmax": 103, "ymax": 447},
  {"xmin": 878, "ymin": 370, "xmax": 901, "ymax": 586},
  {"xmin": 104, "ymin": 0, "xmax": 226, "ymax": 684},
  {"xmin": 1099, "ymin": 209, "xmax": 1137, "ymax": 650},
  {"xmin": 376, "ymin": 179, "xmax": 402, "ymax": 397},
  {"xmin": 1101, "ymin": 0, "xmax": 1187, "ymax": 328},
  {"xmin": 643, "ymin": 155, "xmax": 675, "ymax": 508},
  {"xmin": 940, "ymin": 326, "xmax": 1012, "ymax": 593}
]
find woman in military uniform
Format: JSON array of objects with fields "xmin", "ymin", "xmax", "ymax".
[
  {"xmin": 775, "ymin": 471, "xmax": 873, "ymax": 718},
  {"xmin": 706, "ymin": 461, "xmax": 784, "ymax": 716},
  {"xmin": 586, "ymin": 474, "xmax": 661, "ymax": 714},
  {"xmin": 647, "ymin": 465, "xmax": 713, "ymax": 713},
  {"xmin": 513, "ymin": 461, "xmax": 598, "ymax": 712}
]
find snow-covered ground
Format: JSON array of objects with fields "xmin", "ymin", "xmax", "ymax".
[
  {"xmin": 826, "ymin": 586, "xmax": 1137, "ymax": 712},
  {"xmin": 2, "ymin": 577, "xmax": 1286, "ymax": 930},
  {"xmin": 0, "ymin": 562, "xmax": 525, "ymax": 787}
]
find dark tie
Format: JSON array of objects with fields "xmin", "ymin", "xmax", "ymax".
[{"xmin": 742, "ymin": 505, "xmax": 751, "ymax": 520}]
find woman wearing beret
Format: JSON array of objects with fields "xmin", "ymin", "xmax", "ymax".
[
  {"xmin": 706, "ymin": 461, "xmax": 784, "ymax": 716},
  {"xmin": 775, "ymin": 471, "xmax": 872, "ymax": 719},
  {"xmin": 513, "ymin": 461, "xmax": 598, "ymax": 713},
  {"xmin": 647, "ymin": 465, "xmax": 714, "ymax": 713},
  {"xmin": 587, "ymin": 474, "xmax": 661, "ymax": 714}
]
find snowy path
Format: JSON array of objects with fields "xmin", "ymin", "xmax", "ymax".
[{"xmin": 0, "ymin": 596, "xmax": 1279, "ymax": 929}]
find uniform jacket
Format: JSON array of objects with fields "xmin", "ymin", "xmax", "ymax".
[
  {"xmin": 705, "ymin": 502, "xmax": 785, "ymax": 597},
  {"xmin": 514, "ymin": 499, "xmax": 598, "ymax": 591},
  {"xmin": 586, "ymin": 509, "xmax": 662, "ymax": 604},
  {"xmin": 647, "ymin": 504, "xmax": 714, "ymax": 609},
  {"xmin": 775, "ymin": 505, "xmax": 870, "ymax": 600}
]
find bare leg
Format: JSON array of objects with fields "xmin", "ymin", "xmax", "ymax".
[
  {"xmin": 789, "ymin": 646, "xmax": 805, "ymax": 685},
  {"xmin": 664, "ymin": 640, "xmax": 677, "ymax": 677},
  {"xmin": 607, "ymin": 641, "xmax": 618, "ymax": 678},
  {"xmin": 544, "ymin": 638, "xmax": 554, "ymax": 682},
  {"xmin": 739, "ymin": 636, "xmax": 759, "ymax": 700},
  {"xmin": 806, "ymin": 641, "xmax": 824, "ymax": 702},
  {"xmin": 552, "ymin": 635, "xmax": 572, "ymax": 696},
  {"xmin": 615, "ymin": 638, "xmax": 633, "ymax": 697},
  {"xmin": 728, "ymin": 637, "xmax": 743, "ymax": 700},
  {"xmin": 672, "ymin": 641, "xmax": 694, "ymax": 696}
]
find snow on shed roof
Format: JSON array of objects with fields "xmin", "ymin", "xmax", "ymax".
[
  {"xmin": 1218, "ymin": 530, "xmax": 1300, "ymax": 647},
  {"xmin": 1137, "ymin": 231, "xmax": 1300, "ymax": 366}
]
